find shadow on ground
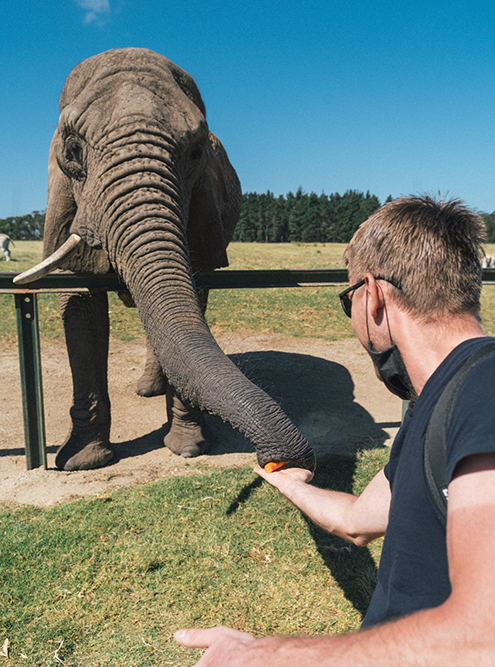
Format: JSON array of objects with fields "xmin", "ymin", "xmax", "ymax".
[
  {"xmin": 0, "ymin": 445, "xmax": 58, "ymax": 458},
  {"xmin": 110, "ymin": 350, "xmax": 391, "ymax": 463},
  {"xmin": 206, "ymin": 350, "xmax": 391, "ymax": 458},
  {"xmin": 306, "ymin": 453, "xmax": 379, "ymax": 618},
  {"xmin": 112, "ymin": 426, "xmax": 168, "ymax": 463}
]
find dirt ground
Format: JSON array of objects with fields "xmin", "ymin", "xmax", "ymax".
[{"xmin": 1, "ymin": 330, "xmax": 402, "ymax": 507}]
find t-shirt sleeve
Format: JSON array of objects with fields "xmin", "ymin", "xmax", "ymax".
[{"xmin": 446, "ymin": 355, "xmax": 495, "ymax": 483}]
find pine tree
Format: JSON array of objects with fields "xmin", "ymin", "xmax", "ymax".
[
  {"xmin": 482, "ymin": 213, "xmax": 495, "ymax": 243},
  {"xmin": 269, "ymin": 195, "xmax": 289, "ymax": 242},
  {"xmin": 318, "ymin": 193, "xmax": 335, "ymax": 241},
  {"xmin": 288, "ymin": 189, "xmax": 308, "ymax": 242},
  {"xmin": 300, "ymin": 192, "xmax": 324, "ymax": 242}
]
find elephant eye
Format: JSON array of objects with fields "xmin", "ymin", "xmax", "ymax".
[
  {"xmin": 63, "ymin": 136, "xmax": 86, "ymax": 180},
  {"xmin": 66, "ymin": 140, "xmax": 82, "ymax": 164}
]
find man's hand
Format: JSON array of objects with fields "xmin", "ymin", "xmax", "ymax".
[
  {"xmin": 254, "ymin": 464, "xmax": 314, "ymax": 491},
  {"xmin": 174, "ymin": 626, "xmax": 261, "ymax": 666}
]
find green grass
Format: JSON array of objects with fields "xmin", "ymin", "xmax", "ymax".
[
  {"xmin": 209, "ymin": 243, "xmax": 355, "ymax": 339},
  {"xmin": 4, "ymin": 240, "xmax": 495, "ymax": 343},
  {"xmin": 0, "ymin": 450, "xmax": 388, "ymax": 666},
  {"xmin": 0, "ymin": 241, "xmax": 354, "ymax": 343},
  {"xmin": 0, "ymin": 240, "xmax": 44, "ymax": 274},
  {"xmin": 221, "ymin": 241, "xmax": 348, "ymax": 270},
  {"xmin": 207, "ymin": 286, "xmax": 353, "ymax": 340}
]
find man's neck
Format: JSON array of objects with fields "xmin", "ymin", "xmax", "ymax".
[{"xmin": 394, "ymin": 311, "xmax": 486, "ymax": 395}]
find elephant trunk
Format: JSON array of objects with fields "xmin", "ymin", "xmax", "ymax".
[
  {"xmin": 124, "ymin": 238, "xmax": 314, "ymax": 470},
  {"xmin": 102, "ymin": 162, "xmax": 314, "ymax": 470}
]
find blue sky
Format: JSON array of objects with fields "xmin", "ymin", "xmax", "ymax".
[{"xmin": 2, "ymin": 0, "xmax": 495, "ymax": 217}]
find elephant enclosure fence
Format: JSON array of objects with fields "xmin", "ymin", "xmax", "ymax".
[
  {"xmin": 1, "ymin": 268, "xmax": 354, "ymax": 470},
  {"xmin": 3, "ymin": 267, "xmax": 495, "ymax": 471}
]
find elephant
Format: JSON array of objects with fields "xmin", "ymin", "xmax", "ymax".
[
  {"xmin": 15, "ymin": 48, "xmax": 315, "ymax": 474},
  {"xmin": 0, "ymin": 234, "xmax": 14, "ymax": 261}
]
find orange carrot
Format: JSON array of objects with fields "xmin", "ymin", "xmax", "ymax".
[{"xmin": 264, "ymin": 460, "xmax": 289, "ymax": 473}]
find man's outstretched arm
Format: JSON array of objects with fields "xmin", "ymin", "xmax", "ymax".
[
  {"xmin": 175, "ymin": 453, "xmax": 495, "ymax": 666},
  {"xmin": 254, "ymin": 464, "xmax": 391, "ymax": 546}
]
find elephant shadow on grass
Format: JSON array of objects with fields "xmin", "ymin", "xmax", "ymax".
[{"xmin": 219, "ymin": 350, "xmax": 392, "ymax": 619}]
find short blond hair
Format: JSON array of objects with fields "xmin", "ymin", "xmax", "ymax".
[{"xmin": 343, "ymin": 195, "xmax": 486, "ymax": 321}]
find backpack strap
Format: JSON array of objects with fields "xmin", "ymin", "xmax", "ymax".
[{"xmin": 424, "ymin": 341, "xmax": 495, "ymax": 518}]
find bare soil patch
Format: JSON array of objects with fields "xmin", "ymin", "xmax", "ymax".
[{"xmin": 0, "ymin": 331, "xmax": 401, "ymax": 506}]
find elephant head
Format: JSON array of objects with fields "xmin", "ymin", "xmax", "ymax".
[{"xmin": 16, "ymin": 48, "xmax": 315, "ymax": 472}]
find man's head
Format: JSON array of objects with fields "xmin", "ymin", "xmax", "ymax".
[{"xmin": 343, "ymin": 195, "xmax": 486, "ymax": 322}]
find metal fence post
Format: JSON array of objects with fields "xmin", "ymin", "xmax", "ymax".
[{"xmin": 14, "ymin": 293, "xmax": 47, "ymax": 470}]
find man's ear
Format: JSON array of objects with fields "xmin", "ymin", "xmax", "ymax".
[{"xmin": 364, "ymin": 274, "xmax": 386, "ymax": 320}]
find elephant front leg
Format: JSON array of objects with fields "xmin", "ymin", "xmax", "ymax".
[
  {"xmin": 134, "ymin": 337, "xmax": 210, "ymax": 456},
  {"xmin": 136, "ymin": 337, "xmax": 167, "ymax": 397},
  {"xmin": 164, "ymin": 385, "xmax": 212, "ymax": 458},
  {"xmin": 56, "ymin": 291, "xmax": 113, "ymax": 471}
]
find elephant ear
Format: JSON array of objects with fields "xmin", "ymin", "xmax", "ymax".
[
  {"xmin": 187, "ymin": 132, "xmax": 242, "ymax": 273},
  {"xmin": 43, "ymin": 130, "xmax": 111, "ymax": 274}
]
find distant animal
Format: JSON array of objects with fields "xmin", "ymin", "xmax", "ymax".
[
  {"xmin": 482, "ymin": 254, "xmax": 495, "ymax": 268},
  {"xmin": 0, "ymin": 234, "xmax": 14, "ymax": 261}
]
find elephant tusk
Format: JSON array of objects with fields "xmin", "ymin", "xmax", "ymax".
[{"xmin": 13, "ymin": 234, "xmax": 83, "ymax": 284}]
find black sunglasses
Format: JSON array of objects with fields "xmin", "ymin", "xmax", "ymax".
[{"xmin": 339, "ymin": 276, "xmax": 402, "ymax": 318}]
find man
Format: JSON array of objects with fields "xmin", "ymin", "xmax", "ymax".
[{"xmin": 175, "ymin": 195, "xmax": 495, "ymax": 665}]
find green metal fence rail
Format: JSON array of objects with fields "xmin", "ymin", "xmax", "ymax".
[{"xmin": 2, "ymin": 267, "xmax": 495, "ymax": 470}]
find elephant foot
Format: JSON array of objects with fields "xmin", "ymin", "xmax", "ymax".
[
  {"xmin": 164, "ymin": 420, "xmax": 212, "ymax": 458},
  {"xmin": 55, "ymin": 433, "xmax": 114, "ymax": 471},
  {"xmin": 135, "ymin": 373, "xmax": 167, "ymax": 397}
]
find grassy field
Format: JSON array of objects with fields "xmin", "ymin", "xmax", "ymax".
[
  {"xmin": 0, "ymin": 241, "xmax": 354, "ymax": 343},
  {"xmin": 0, "ymin": 450, "xmax": 388, "ymax": 667},
  {"xmin": 3, "ymin": 240, "xmax": 495, "ymax": 342}
]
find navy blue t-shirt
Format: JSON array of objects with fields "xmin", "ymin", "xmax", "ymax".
[{"xmin": 362, "ymin": 336, "xmax": 495, "ymax": 628}]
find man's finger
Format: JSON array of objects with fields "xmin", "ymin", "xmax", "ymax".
[
  {"xmin": 174, "ymin": 627, "xmax": 219, "ymax": 648},
  {"xmin": 174, "ymin": 626, "xmax": 251, "ymax": 649},
  {"xmin": 254, "ymin": 465, "xmax": 269, "ymax": 480}
]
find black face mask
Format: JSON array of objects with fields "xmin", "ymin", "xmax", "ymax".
[
  {"xmin": 367, "ymin": 341, "xmax": 415, "ymax": 401},
  {"xmin": 366, "ymin": 292, "xmax": 416, "ymax": 402}
]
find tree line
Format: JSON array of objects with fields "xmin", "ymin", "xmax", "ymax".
[
  {"xmin": 234, "ymin": 188, "xmax": 386, "ymax": 243},
  {"xmin": 0, "ymin": 211, "xmax": 45, "ymax": 240},
  {"xmin": 482, "ymin": 212, "xmax": 495, "ymax": 243},
  {"xmin": 2, "ymin": 194, "xmax": 495, "ymax": 244}
]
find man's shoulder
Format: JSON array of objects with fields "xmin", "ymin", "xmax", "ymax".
[
  {"xmin": 425, "ymin": 337, "xmax": 495, "ymax": 407},
  {"xmin": 445, "ymin": 339, "xmax": 495, "ymax": 482},
  {"xmin": 454, "ymin": 338, "xmax": 495, "ymax": 398}
]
